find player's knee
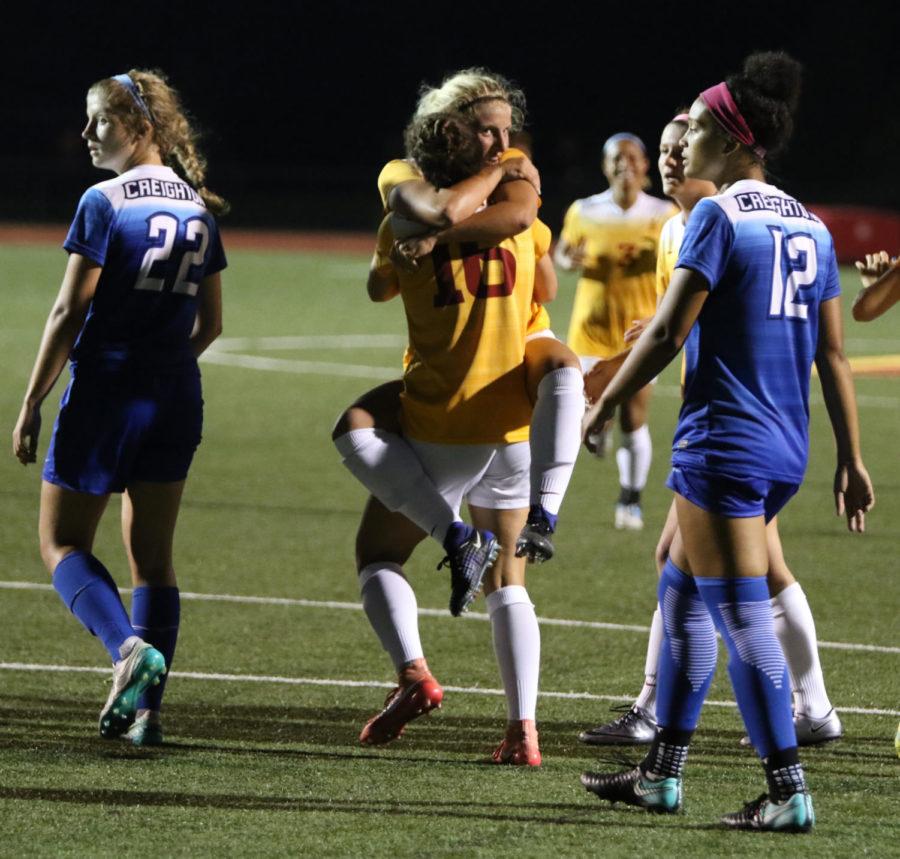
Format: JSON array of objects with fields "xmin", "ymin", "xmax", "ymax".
[{"xmin": 40, "ymin": 541, "xmax": 79, "ymax": 575}]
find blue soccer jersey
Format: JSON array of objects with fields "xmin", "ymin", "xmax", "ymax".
[
  {"xmin": 64, "ymin": 164, "xmax": 227, "ymax": 366},
  {"xmin": 672, "ymin": 179, "xmax": 841, "ymax": 483}
]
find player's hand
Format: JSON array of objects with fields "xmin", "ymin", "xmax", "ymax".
[
  {"xmin": 582, "ymin": 396, "xmax": 615, "ymax": 452},
  {"xmin": 854, "ymin": 251, "xmax": 892, "ymax": 288},
  {"xmin": 12, "ymin": 402, "xmax": 41, "ymax": 465},
  {"xmin": 834, "ymin": 459, "xmax": 874, "ymax": 533},
  {"xmin": 624, "ymin": 317, "xmax": 652, "ymax": 344},
  {"xmin": 391, "ymin": 235, "xmax": 437, "ymax": 271},
  {"xmin": 583, "ymin": 356, "xmax": 624, "ymax": 403},
  {"xmin": 500, "ymin": 156, "xmax": 541, "ymax": 194}
]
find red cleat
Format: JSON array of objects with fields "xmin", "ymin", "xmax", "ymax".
[
  {"xmin": 491, "ymin": 719, "xmax": 542, "ymax": 766},
  {"xmin": 359, "ymin": 676, "xmax": 444, "ymax": 745}
]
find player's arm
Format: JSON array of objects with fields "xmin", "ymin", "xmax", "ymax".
[
  {"xmin": 582, "ymin": 266, "xmax": 708, "ymax": 444},
  {"xmin": 852, "ymin": 252, "xmax": 900, "ymax": 321},
  {"xmin": 814, "ymin": 295, "xmax": 874, "ymax": 531},
  {"xmin": 533, "ymin": 253, "xmax": 558, "ymax": 303},
  {"xmin": 553, "ymin": 203, "xmax": 586, "ymax": 271},
  {"xmin": 13, "ymin": 253, "xmax": 100, "ymax": 464},
  {"xmin": 191, "ymin": 272, "xmax": 223, "ymax": 357}
]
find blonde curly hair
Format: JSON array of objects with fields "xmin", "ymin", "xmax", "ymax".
[
  {"xmin": 413, "ymin": 67, "xmax": 526, "ymax": 132},
  {"xmin": 91, "ymin": 69, "xmax": 229, "ymax": 216}
]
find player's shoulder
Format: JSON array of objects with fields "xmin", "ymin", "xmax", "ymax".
[
  {"xmin": 378, "ymin": 159, "xmax": 422, "ymax": 208},
  {"xmin": 636, "ymin": 192, "xmax": 678, "ymax": 219},
  {"xmin": 572, "ymin": 190, "xmax": 614, "ymax": 219}
]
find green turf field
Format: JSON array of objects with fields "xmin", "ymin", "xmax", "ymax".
[{"xmin": 1, "ymin": 242, "xmax": 897, "ymax": 857}]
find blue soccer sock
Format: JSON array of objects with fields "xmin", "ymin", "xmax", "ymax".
[
  {"xmin": 131, "ymin": 586, "xmax": 180, "ymax": 712},
  {"xmin": 53, "ymin": 551, "xmax": 135, "ymax": 663},
  {"xmin": 695, "ymin": 575, "xmax": 797, "ymax": 759},
  {"xmin": 653, "ymin": 559, "xmax": 719, "ymax": 732}
]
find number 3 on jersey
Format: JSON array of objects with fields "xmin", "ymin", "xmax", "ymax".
[
  {"xmin": 135, "ymin": 213, "xmax": 211, "ymax": 295},
  {"xmin": 768, "ymin": 226, "xmax": 816, "ymax": 320}
]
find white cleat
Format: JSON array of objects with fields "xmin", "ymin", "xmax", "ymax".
[
  {"xmin": 98, "ymin": 636, "xmax": 167, "ymax": 739},
  {"xmin": 614, "ymin": 503, "xmax": 644, "ymax": 531}
]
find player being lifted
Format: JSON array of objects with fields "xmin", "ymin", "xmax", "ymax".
[{"xmin": 332, "ymin": 69, "xmax": 583, "ymax": 764}]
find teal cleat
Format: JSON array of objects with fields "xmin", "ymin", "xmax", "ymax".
[
  {"xmin": 721, "ymin": 792, "xmax": 815, "ymax": 833},
  {"xmin": 99, "ymin": 638, "xmax": 167, "ymax": 739},
  {"xmin": 581, "ymin": 766, "xmax": 682, "ymax": 814},
  {"xmin": 125, "ymin": 714, "xmax": 164, "ymax": 747}
]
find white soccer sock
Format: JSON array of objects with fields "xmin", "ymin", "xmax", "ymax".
[
  {"xmin": 486, "ymin": 585, "xmax": 541, "ymax": 721},
  {"xmin": 771, "ymin": 583, "xmax": 833, "ymax": 718},
  {"xmin": 335, "ymin": 428, "xmax": 456, "ymax": 543},
  {"xmin": 359, "ymin": 563, "xmax": 424, "ymax": 671},
  {"xmin": 615, "ymin": 424, "xmax": 653, "ymax": 493},
  {"xmin": 529, "ymin": 367, "xmax": 584, "ymax": 515},
  {"xmin": 634, "ymin": 605, "xmax": 663, "ymax": 717}
]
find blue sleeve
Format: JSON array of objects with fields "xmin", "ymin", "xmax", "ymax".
[
  {"xmin": 821, "ymin": 243, "xmax": 841, "ymax": 301},
  {"xmin": 64, "ymin": 189, "xmax": 115, "ymax": 265},
  {"xmin": 675, "ymin": 199, "xmax": 734, "ymax": 291}
]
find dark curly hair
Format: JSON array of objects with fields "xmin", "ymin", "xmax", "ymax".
[
  {"xmin": 726, "ymin": 51, "xmax": 803, "ymax": 159},
  {"xmin": 403, "ymin": 111, "xmax": 485, "ymax": 188}
]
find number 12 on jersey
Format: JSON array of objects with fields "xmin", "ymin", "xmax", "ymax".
[
  {"xmin": 135, "ymin": 213, "xmax": 211, "ymax": 296},
  {"xmin": 768, "ymin": 226, "xmax": 817, "ymax": 320}
]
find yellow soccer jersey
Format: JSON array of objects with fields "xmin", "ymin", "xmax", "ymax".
[
  {"xmin": 377, "ymin": 151, "xmax": 551, "ymax": 338},
  {"xmin": 563, "ymin": 190, "xmax": 676, "ymax": 357},
  {"xmin": 655, "ymin": 212, "xmax": 686, "ymax": 299},
  {"xmin": 375, "ymin": 216, "xmax": 536, "ymax": 444}
]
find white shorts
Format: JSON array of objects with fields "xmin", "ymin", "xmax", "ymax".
[
  {"xmin": 525, "ymin": 328, "xmax": 558, "ymax": 343},
  {"xmin": 407, "ymin": 439, "xmax": 530, "ymax": 513}
]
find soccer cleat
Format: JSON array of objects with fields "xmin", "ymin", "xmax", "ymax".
[
  {"xmin": 614, "ymin": 503, "xmax": 644, "ymax": 531},
  {"xmin": 794, "ymin": 708, "xmax": 843, "ymax": 745},
  {"xmin": 740, "ymin": 708, "xmax": 843, "ymax": 748},
  {"xmin": 99, "ymin": 638, "xmax": 167, "ymax": 739},
  {"xmin": 359, "ymin": 675, "xmax": 443, "ymax": 745},
  {"xmin": 721, "ymin": 791, "xmax": 814, "ymax": 832},
  {"xmin": 491, "ymin": 719, "xmax": 541, "ymax": 766},
  {"xmin": 586, "ymin": 425, "xmax": 612, "ymax": 458},
  {"xmin": 515, "ymin": 507, "xmax": 556, "ymax": 564},
  {"xmin": 438, "ymin": 529, "xmax": 500, "ymax": 616},
  {"xmin": 124, "ymin": 713, "xmax": 164, "ymax": 747},
  {"xmin": 579, "ymin": 705, "xmax": 657, "ymax": 746},
  {"xmin": 581, "ymin": 766, "xmax": 682, "ymax": 814}
]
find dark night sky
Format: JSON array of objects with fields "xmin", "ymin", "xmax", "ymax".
[{"xmin": 5, "ymin": 0, "xmax": 899, "ymax": 231}]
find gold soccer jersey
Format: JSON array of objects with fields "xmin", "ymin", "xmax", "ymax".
[
  {"xmin": 563, "ymin": 190, "xmax": 676, "ymax": 357},
  {"xmin": 377, "ymin": 152, "xmax": 551, "ymax": 336},
  {"xmin": 375, "ymin": 217, "xmax": 537, "ymax": 444},
  {"xmin": 655, "ymin": 211, "xmax": 685, "ymax": 299}
]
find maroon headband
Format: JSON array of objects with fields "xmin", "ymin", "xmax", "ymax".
[{"xmin": 699, "ymin": 82, "xmax": 766, "ymax": 159}]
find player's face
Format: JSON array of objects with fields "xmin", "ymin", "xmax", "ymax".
[
  {"xmin": 602, "ymin": 140, "xmax": 649, "ymax": 194},
  {"xmin": 658, "ymin": 122, "xmax": 688, "ymax": 196},
  {"xmin": 82, "ymin": 91, "xmax": 140, "ymax": 174},
  {"xmin": 681, "ymin": 99, "xmax": 729, "ymax": 184},
  {"xmin": 472, "ymin": 99, "xmax": 511, "ymax": 165}
]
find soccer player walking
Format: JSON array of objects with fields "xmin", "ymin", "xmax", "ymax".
[
  {"xmin": 580, "ymin": 52, "xmax": 873, "ymax": 831},
  {"xmin": 12, "ymin": 70, "xmax": 227, "ymax": 745}
]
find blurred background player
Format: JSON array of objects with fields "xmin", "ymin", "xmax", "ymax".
[
  {"xmin": 333, "ymin": 69, "xmax": 582, "ymax": 765},
  {"xmin": 555, "ymin": 133, "xmax": 676, "ymax": 530},
  {"xmin": 580, "ymin": 52, "xmax": 873, "ymax": 831},
  {"xmin": 12, "ymin": 70, "xmax": 227, "ymax": 746},
  {"xmin": 580, "ymin": 112, "xmax": 844, "ymax": 750}
]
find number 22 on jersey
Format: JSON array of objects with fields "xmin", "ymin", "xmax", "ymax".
[{"xmin": 134, "ymin": 213, "xmax": 211, "ymax": 296}]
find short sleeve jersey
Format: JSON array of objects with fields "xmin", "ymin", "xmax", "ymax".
[
  {"xmin": 64, "ymin": 164, "xmax": 226, "ymax": 367},
  {"xmin": 563, "ymin": 190, "xmax": 676, "ymax": 357},
  {"xmin": 375, "ymin": 216, "xmax": 536, "ymax": 444},
  {"xmin": 377, "ymin": 150, "xmax": 550, "ymax": 335},
  {"xmin": 655, "ymin": 212, "xmax": 685, "ymax": 299},
  {"xmin": 672, "ymin": 180, "xmax": 841, "ymax": 482}
]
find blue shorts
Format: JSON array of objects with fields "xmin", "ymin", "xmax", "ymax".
[
  {"xmin": 43, "ymin": 362, "xmax": 203, "ymax": 495},
  {"xmin": 666, "ymin": 466, "xmax": 799, "ymax": 523}
]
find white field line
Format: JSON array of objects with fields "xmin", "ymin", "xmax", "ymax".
[
  {"xmin": 200, "ymin": 334, "xmax": 900, "ymax": 408},
  {"xmin": 1, "ymin": 662, "xmax": 897, "ymax": 718},
  {"xmin": 2, "ymin": 580, "xmax": 897, "ymax": 655}
]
